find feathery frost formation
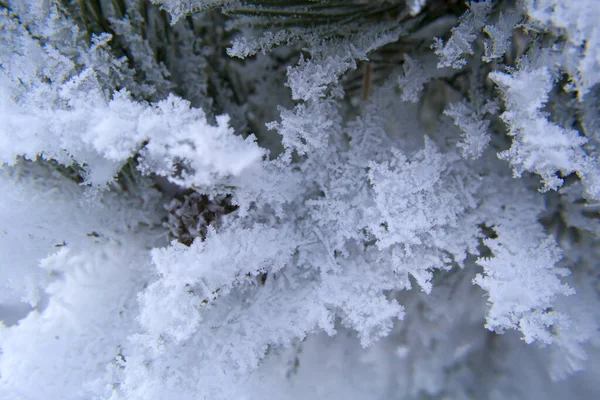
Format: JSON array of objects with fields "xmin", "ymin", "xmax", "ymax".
[{"xmin": 0, "ymin": 1, "xmax": 599, "ymax": 399}]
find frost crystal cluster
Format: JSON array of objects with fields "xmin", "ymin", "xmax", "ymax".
[{"xmin": 0, "ymin": 1, "xmax": 599, "ymax": 399}]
